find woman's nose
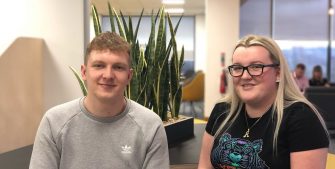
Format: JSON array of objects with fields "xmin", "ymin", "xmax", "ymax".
[{"xmin": 240, "ymin": 69, "xmax": 252, "ymax": 79}]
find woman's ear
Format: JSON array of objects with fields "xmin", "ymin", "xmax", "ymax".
[{"xmin": 276, "ymin": 67, "xmax": 280, "ymax": 83}]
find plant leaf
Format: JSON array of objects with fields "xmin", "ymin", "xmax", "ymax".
[
  {"xmin": 91, "ymin": 5, "xmax": 102, "ymax": 36},
  {"xmin": 108, "ymin": 2, "xmax": 116, "ymax": 33},
  {"xmin": 112, "ymin": 8, "xmax": 127, "ymax": 40},
  {"xmin": 69, "ymin": 66, "xmax": 87, "ymax": 96}
]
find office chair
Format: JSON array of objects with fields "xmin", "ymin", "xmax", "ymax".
[
  {"xmin": 181, "ymin": 70, "xmax": 204, "ymax": 117},
  {"xmin": 305, "ymin": 87, "xmax": 335, "ymax": 139}
]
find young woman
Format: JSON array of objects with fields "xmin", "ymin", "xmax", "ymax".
[
  {"xmin": 198, "ymin": 35, "xmax": 329, "ymax": 169},
  {"xmin": 309, "ymin": 65, "xmax": 330, "ymax": 87}
]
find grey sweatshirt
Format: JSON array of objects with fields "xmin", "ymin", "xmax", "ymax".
[{"xmin": 29, "ymin": 98, "xmax": 169, "ymax": 169}]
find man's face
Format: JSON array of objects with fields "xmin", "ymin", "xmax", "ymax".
[
  {"xmin": 81, "ymin": 50, "xmax": 132, "ymax": 102},
  {"xmin": 295, "ymin": 68, "xmax": 305, "ymax": 78}
]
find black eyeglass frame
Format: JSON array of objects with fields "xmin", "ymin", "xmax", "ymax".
[{"xmin": 227, "ymin": 63, "xmax": 279, "ymax": 77}]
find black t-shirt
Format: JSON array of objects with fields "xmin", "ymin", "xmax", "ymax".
[
  {"xmin": 206, "ymin": 102, "xmax": 329, "ymax": 169},
  {"xmin": 309, "ymin": 78, "xmax": 329, "ymax": 86}
]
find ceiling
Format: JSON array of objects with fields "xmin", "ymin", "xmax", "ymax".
[{"xmin": 90, "ymin": 0, "xmax": 205, "ymax": 15}]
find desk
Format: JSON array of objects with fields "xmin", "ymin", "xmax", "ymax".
[{"xmin": 169, "ymin": 123, "xmax": 206, "ymax": 165}]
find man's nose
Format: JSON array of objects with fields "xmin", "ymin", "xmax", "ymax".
[{"xmin": 103, "ymin": 67, "xmax": 115, "ymax": 78}]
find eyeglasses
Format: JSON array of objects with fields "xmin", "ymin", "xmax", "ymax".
[{"xmin": 227, "ymin": 63, "xmax": 279, "ymax": 77}]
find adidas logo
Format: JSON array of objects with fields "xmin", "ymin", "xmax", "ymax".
[{"xmin": 121, "ymin": 145, "xmax": 132, "ymax": 154}]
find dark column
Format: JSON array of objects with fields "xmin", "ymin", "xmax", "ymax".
[{"xmin": 327, "ymin": 0, "xmax": 333, "ymax": 80}]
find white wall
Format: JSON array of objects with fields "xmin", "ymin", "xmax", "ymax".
[
  {"xmin": 195, "ymin": 14, "xmax": 206, "ymax": 71},
  {"xmin": 204, "ymin": 0, "xmax": 239, "ymax": 117},
  {"xmin": 0, "ymin": 0, "xmax": 87, "ymax": 111},
  {"xmin": 0, "ymin": 0, "xmax": 239, "ymax": 118}
]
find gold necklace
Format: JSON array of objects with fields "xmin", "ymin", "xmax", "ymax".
[{"xmin": 243, "ymin": 111, "xmax": 263, "ymax": 138}]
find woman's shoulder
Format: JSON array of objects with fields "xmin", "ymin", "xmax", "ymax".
[
  {"xmin": 284, "ymin": 102, "xmax": 313, "ymax": 116},
  {"xmin": 209, "ymin": 102, "xmax": 230, "ymax": 119},
  {"xmin": 323, "ymin": 78, "xmax": 329, "ymax": 83},
  {"xmin": 206, "ymin": 102, "xmax": 231, "ymax": 135},
  {"xmin": 212, "ymin": 102, "xmax": 230, "ymax": 112},
  {"xmin": 281, "ymin": 102, "xmax": 329, "ymax": 152},
  {"xmin": 283, "ymin": 101, "xmax": 323, "ymax": 126},
  {"xmin": 287, "ymin": 101, "xmax": 314, "ymax": 110}
]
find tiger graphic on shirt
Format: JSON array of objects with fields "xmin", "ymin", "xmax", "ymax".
[{"xmin": 211, "ymin": 133, "xmax": 269, "ymax": 169}]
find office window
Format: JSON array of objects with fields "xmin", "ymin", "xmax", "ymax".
[
  {"xmin": 274, "ymin": 0, "xmax": 329, "ymax": 80},
  {"xmin": 240, "ymin": 0, "xmax": 271, "ymax": 37},
  {"xmin": 277, "ymin": 40, "xmax": 328, "ymax": 79},
  {"xmin": 273, "ymin": 0, "xmax": 328, "ymax": 40},
  {"xmin": 101, "ymin": 15, "xmax": 195, "ymax": 75},
  {"xmin": 332, "ymin": 0, "xmax": 335, "ymax": 83},
  {"xmin": 240, "ymin": 0, "xmax": 334, "ymax": 82}
]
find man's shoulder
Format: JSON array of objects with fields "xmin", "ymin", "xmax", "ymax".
[
  {"xmin": 126, "ymin": 99, "xmax": 166, "ymax": 143},
  {"xmin": 44, "ymin": 98, "xmax": 82, "ymax": 125},
  {"xmin": 127, "ymin": 99, "xmax": 163, "ymax": 125}
]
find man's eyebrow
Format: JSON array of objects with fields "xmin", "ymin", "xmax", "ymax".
[
  {"xmin": 90, "ymin": 60, "xmax": 104, "ymax": 63},
  {"xmin": 114, "ymin": 62, "xmax": 126, "ymax": 65}
]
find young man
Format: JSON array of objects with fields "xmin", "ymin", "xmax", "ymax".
[
  {"xmin": 292, "ymin": 63, "xmax": 309, "ymax": 92},
  {"xmin": 29, "ymin": 32, "xmax": 169, "ymax": 169}
]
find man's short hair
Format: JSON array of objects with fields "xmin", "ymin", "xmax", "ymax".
[
  {"xmin": 296, "ymin": 63, "xmax": 306, "ymax": 70},
  {"xmin": 85, "ymin": 32, "xmax": 131, "ymax": 65}
]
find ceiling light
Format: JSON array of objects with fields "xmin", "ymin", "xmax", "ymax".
[
  {"xmin": 162, "ymin": 0, "xmax": 185, "ymax": 5},
  {"xmin": 165, "ymin": 8, "xmax": 184, "ymax": 14},
  {"xmin": 329, "ymin": 6, "xmax": 334, "ymax": 16}
]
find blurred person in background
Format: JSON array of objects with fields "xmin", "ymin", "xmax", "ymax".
[
  {"xmin": 292, "ymin": 63, "xmax": 309, "ymax": 92},
  {"xmin": 309, "ymin": 65, "xmax": 330, "ymax": 87}
]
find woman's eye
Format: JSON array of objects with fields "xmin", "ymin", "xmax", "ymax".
[
  {"xmin": 250, "ymin": 65, "xmax": 262, "ymax": 69},
  {"xmin": 233, "ymin": 66, "xmax": 243, "ymax": 71}
]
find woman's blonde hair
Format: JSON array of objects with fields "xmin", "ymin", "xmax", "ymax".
[{"xmin": 214, "ymin": 35, "xmax": 328, "ymax": 151}]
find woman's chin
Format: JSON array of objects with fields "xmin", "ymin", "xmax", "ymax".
[{"xmin": 239, "ymin": 95, "xmax": 258, "ymax": 104}]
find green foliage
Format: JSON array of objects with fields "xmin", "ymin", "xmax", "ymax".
[
  {"xmin": 69, "ymin": 66, "xmax": 87, "ymax": 96},
  {"xmin": 72, "ymin": 3, "xmax": 184, "ymax": 121}
]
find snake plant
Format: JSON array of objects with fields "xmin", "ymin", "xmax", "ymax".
[{"xmin": 72, "ymin": 3, "xmax": 184, "ymax": 121}]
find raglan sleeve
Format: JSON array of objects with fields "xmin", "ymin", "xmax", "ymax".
[
  {"xmin": 141, "ymin": 121, "xmax": 169, "ymax": 169},
  {"xmin": 206, "ymin": 102, "xmax": 229, "ymax": 136},
  {"xmin": 285, "ymin": 103, "xmax": 329, "ymax": 152},
  {"xmin": 29, "ymin": 115, "xmax": 60, "ymax": 169}
]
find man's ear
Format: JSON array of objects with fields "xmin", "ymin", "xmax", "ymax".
[
  {"xmin": 81, "ymin": 64, "xmax": 87, "ymax": 80},
  {"xmin": 128, "ymin": 69, "xmax": 133, "ymax": 82}
]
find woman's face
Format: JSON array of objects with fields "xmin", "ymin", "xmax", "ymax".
[
  {"xmin": 231, "ymin": 46, "xmax": 279, "ymax": 107},
  {"xmin": 313, "ymin": 71, "xmax": 322, "ymax": 79}
]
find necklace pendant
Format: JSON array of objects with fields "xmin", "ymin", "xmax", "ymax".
[{"xmin": 243, "ymin": 129, "xmax": 250, "ymax": 138}]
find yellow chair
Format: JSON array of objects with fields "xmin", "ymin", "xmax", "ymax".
[{"xmin": 181, "ymin": 71, "xmax": 205, "ymax": 117}]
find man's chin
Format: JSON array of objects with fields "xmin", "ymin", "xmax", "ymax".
[{"xmin": 97, "ymin": 94, "xmax": 123, "ymax": 102}]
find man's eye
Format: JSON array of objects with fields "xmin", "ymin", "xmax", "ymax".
[
  {"xmin": 93, "ymin": 64, "xmax": 103, "ymax": 68},
  {"xmin": 114, "ymin": 65, "xmax": 126, "ymax": 70}
]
